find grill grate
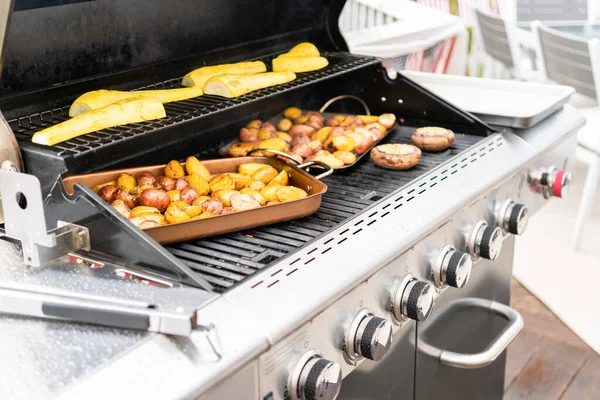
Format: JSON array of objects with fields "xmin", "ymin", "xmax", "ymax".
[
  {"xmin": 9, "ymin": 53, "xmax": 379, "ymax": 159},
  {"xmin": 166, "ymin": 127, "xmax": 484, "ymax": 293}
]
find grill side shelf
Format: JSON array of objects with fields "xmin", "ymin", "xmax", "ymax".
[{"xmin": 42, "ymin": 180, "xmax": 213, "ymax": 291}]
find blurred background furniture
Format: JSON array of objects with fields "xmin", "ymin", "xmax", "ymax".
[
  {"xmin": 339, "ymin": 0, "xmax": 468, "ymax": 75},
  {"xmin": 533, "ymin": 21, "xmax": 600, "ymax": 249}
]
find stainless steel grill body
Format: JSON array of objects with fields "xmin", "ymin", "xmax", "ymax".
[{"xmin": 0, "ymin": 104, "xmax": 582, "ymax": 399}]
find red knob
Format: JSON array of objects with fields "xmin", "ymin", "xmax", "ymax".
[{"xmin": 552, "ymin": 169, "xmax": 569, "ymax": 198}]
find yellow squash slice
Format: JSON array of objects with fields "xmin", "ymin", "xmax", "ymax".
[
  {"xmin": 287, "ymin": 42, "xmax": 320, "ymax": 57},
  {"xmin": 69, "ymin": 87, "xmax": 204, "ymax": 117},
  {"xmin": 272, "ymin": 56, "xmax": 329, "ymax": 73},
  {"xmin": 32, "ymin": 97, "xmax": 166, "ymax": 146},
  {"xmin": 204, "ymin": 72, "xmax": 296, "ymax": 98},
  {"xmin": 181, "ymin": 61, "xmax": 267, "ymax": 88}
]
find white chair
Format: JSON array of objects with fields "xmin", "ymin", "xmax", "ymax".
[
  {"xmin": 533, "ymin": 21, "xmax": 600, "ymax": 250},
  {"xmin": 474, "ymin": 9, "xmax": 538, "ymax": 81}
]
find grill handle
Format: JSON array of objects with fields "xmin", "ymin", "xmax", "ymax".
[
  {"xmin": 319, "ymin": 95, "xmax": 370, "ymax": 115},
  {"xmin": 419, "ymin": 298, "xmax": 523, "ymax": 369},
  {"xmin": 247, "ymin": 149, "xmax": 333, "ymax": 180}
]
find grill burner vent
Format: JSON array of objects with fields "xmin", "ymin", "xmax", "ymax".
[{"xmin": 165, "ymin": 129, "xmax": 496, "ymax": 293}]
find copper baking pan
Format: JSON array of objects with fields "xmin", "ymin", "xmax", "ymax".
[{"xmin": 62, "ymin": 156, "xmax": 331, "ymax": 245}]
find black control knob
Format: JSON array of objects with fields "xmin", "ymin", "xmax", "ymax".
[
  {"xmin": 506, "ymin": 203, "xmax": 528, "ymax": 235},
  {"xmin": 297, "ymin": 357, "xmax": 342, "ymax": 400},
  {"xmin": 468, "ymin": 220, "xmax": 503, "ymax": 260},
  {"xmin": 441, "ymin": 250, "xmax": 472, "ymax": 288},
  {"xmin": 401, "ymin": 280, "xmax": 435, "ymax": 321},
  {"xmin": 356, "ymin": 316, "xmax": 392, "ymax": 361}
]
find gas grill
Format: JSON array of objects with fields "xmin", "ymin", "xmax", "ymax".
[{"xmin": 0, "ymin": 1, "xmax": 586, "ymax": 399}]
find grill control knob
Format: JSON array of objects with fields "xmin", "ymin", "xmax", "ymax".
[
  {"xmin": 345, "ymin": 309, "xmax": 392, "ymax": 362},
  {"xmin": 292, "ymin": 354, "xmax": 342, "ymax": 400},
  {"xmin": 392, "ymin": 274, "xmax": 436, "ymax": 322},
  {"xmin": 529, "ymin": 168, "xmax": 571, "ymax": 199},
  {"xmin": 435, "ymin": 246, "xmax": 472, "ymax": 289},
  {"xmin": 468, "ymin": 220, "xmax": 503, "ymax": 260},
  {"xmin": 497, "ymin": 200, "xmax": 529, "ymax": 235}
]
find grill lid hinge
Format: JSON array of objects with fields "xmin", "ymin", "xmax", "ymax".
[{"xmin": 0, "ymin": 168, "xmax": 91, "ymax": 266}]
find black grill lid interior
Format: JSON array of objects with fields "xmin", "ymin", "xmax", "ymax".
[{"xmin": 1, "ymin": 0, "xmax": 347, "ymax": 102}]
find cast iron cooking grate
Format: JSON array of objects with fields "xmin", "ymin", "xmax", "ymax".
[
  {"xmin": 166, "ymin": 127, "xmax": 484, "ymax": 293},
  {"xmin": 8, "ymin": 53, "xmax": 379, "ymax": 159}
]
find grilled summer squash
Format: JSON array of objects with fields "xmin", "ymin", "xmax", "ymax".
[
  {"xmin": 203, "ymin": 72, "xmax": 296, "ymax": 98},
  {"xmin": 32, "ymin": 97, "xmax": 166, "ymax": 146},
  {"xmin": 69, "ymin": 87, "xmax": 204, "ymax": 117},
  {"xmin": 181, "ymin": 61, "xmax": 267, "ymax": 88}
]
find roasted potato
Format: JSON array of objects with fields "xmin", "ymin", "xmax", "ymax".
[
  {"xmin": 140, "ymin": 189, "xmax": 170, "ymax": 211},
  {"xmin": 312, "ymin": 127, "xmax": 332, "ymax": 142},
  {"xmin": 260, "ymin": 185, "xmax": 283, "ymax": 202},
  {"xmin": 248, "ymin": 180, "xmax": 266, "ymax": 191},
  {"xmin": 185, "ymin": 175, "xmax": 210, "ymax": 195},
  {"xmin": 258, "ymin": 137, "xmax": 289, "ymax": 152},
  {"xmin": 175, "ymin": 178, "xmax": 190, "ymax": 191},
  {"xmin": 355, "ymin": 127, "xmax": 378, "ymax": 143},
  {"xmin": 238, "ymin": 163, "xmax": 267, "ymax": 176},
  {"xmin": 333, "ymin": 151, "xmax": 357, "ymax": 165},
  {"xmin": 257, "ymin": 129, "xmax": 275, "ymax": 140},
  {"xmin": 156, "ymin": 176, "xmax": 176, "ymax": 191},
  {"xmin": 292, "ymin": 135, "xmax": 310, "ymax": 146},
  {"xmin": 180, "ymin": 187, "xmax": 200, "ymax": 205},
  {"xmin": 165, "ymin": 206, "xmax": 191, "ymax": 224},
  {"xmin": 246, "ymin": 119, "xmax": 262, "ymax": 130},
  {"xmin": 275, "ymin": 186, "xmax": 308, "ymax": 202},
  {"xmin": 131, "ymin": 206, "xmax": 161, "ymax": 217},
  {"xmin": 210, "ymin": 174, "xmax": 235, "ymax": 192},
  {"xmin": 182, "ymin": 205, "xmax": 204, "ymax": 218},
  {"xmin": 276, "ymin": 131, "xmax": 293, "ymax": 143},
  {"xmin": 167, "ymin": 190, "xmax": 181, "ymax": 202},
  {"xmin": 261, "ymin": 122, "xmax": 277, "ymax": 133},
  {"xmin": 315, "ymin": 150, "xmax": 331, "ymax": 157},
  {"xmin": 378, "ymin": 113, "xmax": 397, "ymax": 129},
  {"xmin": 240, "ymin": 127, "xmax": 259, "ymax": 142},
  {"xmin": 308, "ymin": 140, "xmax": 323, "ymax": 153},
  {"xmin": 137, "ymin": 171, "xmax": 156, "ymax": 187},
  {"xmin": 168, "ymin": 200, "xmax": 190, "ymax": 210},
  {"xmin": 313, "ymin": 155, "xmax": 344, "ymax": 169},
  {"xmin": 227, "ymin": 173, "xmax": 254, "ymax": 190},
  {"xmin": 202, "ymin": 199, "xmax": 224, "ymax": 214},
  {"xmin": 326, "ymin": 118, "xmax": 340, "ymax": 127},
  {"xmin": 140, "ymin": 214, "xmax": 167, "ymax": 225},
  {"xmin": 229, "ymin": 142, "xmax": 256, "ymax": 157},
  {"xmin": 111, "ymin": 200, "xmax": 131, "ymax": 219},
  {"xmin": 114, "ymin": 188, "xmax": 140, "ymax": 209},
  {"xmin": 283, "ymin": 107, "xmax": 302, "ymax": 119},
  {"xmin": 294, "ymin": 115, "xmax": 310, "ymax": 125},
  {"xmin": 221, "ymin": 207, "xmax": 236, "ymax": 215},
  {"xmin": 328, "ymin": 127, "xmax": 345, "ymax": 138},
  {"xmin": 185, "ymin": 156, "xmax": 212, "ymax": 181},
  {"xmin": 230, "ymin": 193, "xmax": 261, "ymax": 211},
  {"xmin": 347, "ymin": 132, "xmax": 370, "ymax": 155},
  {"xmin": 98, "ymin": 185, "xmax": 118, "ymax": 203},
  {"xmin": 284, "ymin": 153, "xmax": 304, "ymax": 165},
  {"xmin": 358, "ymin": 115, "xmax": 380, "ymax": 124},
  {"xmin": 117, "ymin": 173, "xmax": 137, "ymax": 192},
  {"xmin": 324, "ymin": 135, "xmax": 355, "ymax": 152},
  {"xmin": 291, "ymin": 144, "xmax": 312, "ymax": 158},
  {"xmin": 192, "ymin": 195, "xmax": 211, "ymax": 206},
  {"xmin": 165, "ymin": 160, "xmax": 185, "ymax": 179},
  {"xmin": 268, "ymin": 170, "xmax": 289, "ymax": 187},
  {"xmin": 211, "ymin": 189, "xmax": 239, "ymax": 206},
  {"xmin": 289, "ymin": 124, "xmax": 315, "ymax": 137},
  {"xmin": 277, "ymin": 118, "xmax": 293, "ymax": 132},
  {"xmin": 305, "ymin": 115, "xmax": 323, "ymax": 130},
  {"xmin": 129, "ymin": 185, "xmax": 154, "ymax": 197},
  {"xmin": 192, "ymin": 211, "xmax": 217, "ymax": 220},
  {"xmin": 240, "ymin": 188, "xmax": 267, "ymax": 205},
  {"xmin": 251, "ymin": 165, "xmax": 279, "ymax": 184},
  {"xmin": 93, "ymin": 180, "xmax": 116, "ymax": 193}
]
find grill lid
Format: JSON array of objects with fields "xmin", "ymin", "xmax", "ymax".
[{"xmin": 0, "ymin": 0, "xmax": 347, "ymax": 99}]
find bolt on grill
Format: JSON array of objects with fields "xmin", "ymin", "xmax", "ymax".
[{"xmin": 167, "ymin": 126, "xmax": 483, "ymax": 293}]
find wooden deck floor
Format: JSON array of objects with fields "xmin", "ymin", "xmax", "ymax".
[{"xmin": 505, "ymin": 279, "xmax": 600, "ymax": 399}]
